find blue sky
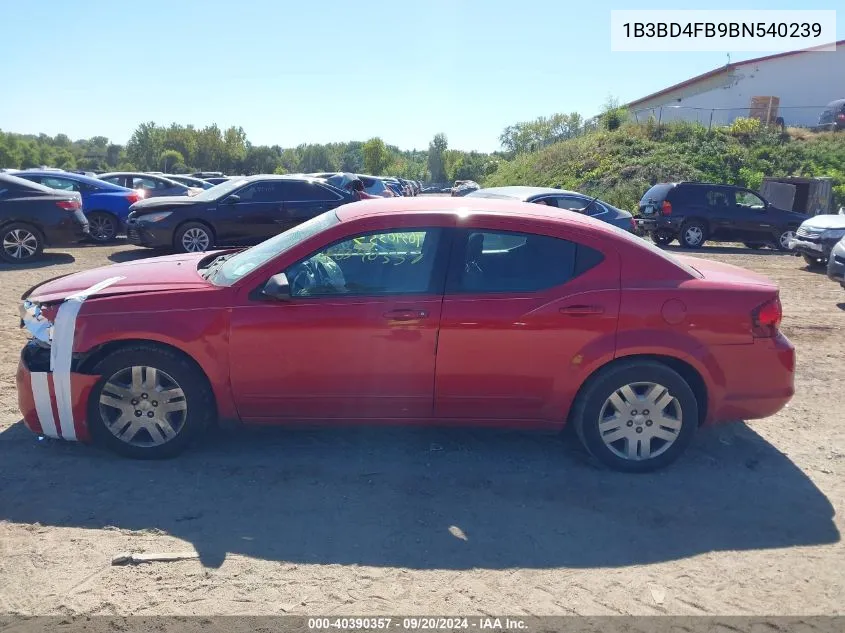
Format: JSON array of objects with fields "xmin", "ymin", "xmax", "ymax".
[{"xmin": 1, "ymin": 0, "xmax": 841, "ymax": 152}]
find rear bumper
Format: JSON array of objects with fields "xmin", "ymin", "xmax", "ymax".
[
  {"xmin": 634, "ymin": 217, "xmax": 679, "ymax": 233},
  {"xmin": 43, "ymin": 215, "xmax": 89, "ymax": 246},
  {"xmin": 707, "ymin": 333, "xmax": 795, "ymax": 424},
  {"xmin": 16, "ymin": 344, "xmax": 98, "ymax": 443}
]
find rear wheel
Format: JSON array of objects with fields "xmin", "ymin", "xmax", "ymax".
[
  {"xmin": 650, "ymin": 231, "xmax": 674, "ymax": 246},
  {"xmin": 174, "ymin": 221, "xmax": 214, "ymax": 253},
  {"xmin": 1, "ymin": 223, "xmax": 44, "ymax": 263},
  {"xmin": 88, "ymin": 346, "xmax": 215, "ymax": 459},
  {"xmin": 572, "ymin": 361, "xmax": 698, "ymax": 472},
  {"xmin": 679, "ymin": 221, "xmax": 706, "ymax": 249},
  {"xmin": 775, "ymin": 229, "xmax": 796, "ymax": 251},
  {"xmin": 87, "ymin": 211, "xmax": 119, "ymax": 243},
  {"xmin": 744, "ymin": 242, "xmax": 765, "ymax": 250}
]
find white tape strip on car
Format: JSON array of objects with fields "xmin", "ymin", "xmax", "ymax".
[
  {"xmin": 31, "ymin": 371, "xmax": 58, "ymax": 438},
  {"xmin": 47, "ymin": 276, "xmax": 125, "ymax": 440}
]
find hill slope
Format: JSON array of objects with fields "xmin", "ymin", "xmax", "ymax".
[{"xmin": 485, "ymin": 121, "xmax": 845, "ymax": 212}]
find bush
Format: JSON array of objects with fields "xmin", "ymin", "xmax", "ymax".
[{"xmin": 728, "ymin": 117, "xmax": 761, "ymax": 136}]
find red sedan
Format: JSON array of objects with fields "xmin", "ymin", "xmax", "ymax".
[{"xmin": 16, "ymin": 197, "xmax": 795, "ymax": 472}]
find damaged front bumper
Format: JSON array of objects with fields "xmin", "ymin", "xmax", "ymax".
[{"xmin": 16, "ymin": 344, "xmax": 99, "ymax": 442}]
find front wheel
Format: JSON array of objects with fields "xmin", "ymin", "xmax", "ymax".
[
  {"xmin": 174, "ymin": 222, "xmax": 214, "ymax": 253},
  {"xmin": 679, "ymin": 221, "xmax": 706, "ymax": 249},
  {"xmin": 1, "ymin": 223, "xmax": 44, "ymax": 263},
  {"xmin": 572, "ymin": 361, "xmax": 698, "ymax": 472},
  {"xmin": 88, "ymin": 346, "xmax": 215, "ymax": 459}
]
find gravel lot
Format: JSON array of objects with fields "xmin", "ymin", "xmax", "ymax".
[{"xmin": 0, "ymin": 241, "xmax": 843, "ymax": 616}]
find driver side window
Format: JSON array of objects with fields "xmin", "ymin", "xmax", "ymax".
[
  {"xmin": 736, "ymin": 190, "xmax": 766, "ymax": 209},
  {"xmin": 286, "ymin": 228, "xmax": 443, "ymax": 297}
]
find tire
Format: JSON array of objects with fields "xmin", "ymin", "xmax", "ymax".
[
  {"xmin": 1, "ymin": 223, "xmax": 44, "ymax": 263},
  {"xmin": 174, "ymin": 221, "xmax": 214, "ymax": 253},
  {"xmin": 572, "ymin": 360, "xmax": 698, "ymax": 473},
  {"xmin": 87, "ymin": 211, "xmax": 119, "ymax": 243},
  {"xmin": 744, "ymin": 242, "xmax": 765, "ymax": 250},
  {"xmin": 650, "ymin": 231, "xmax": 674, "ymax": 246},
  {"xmin": 803, "ymin": 253, "xmax": 826, "ymax": 268},
  {"xmin": 679, "ymin": 221, "xmax": 706, "ymax": 249},
  {"xmin": 774, "ymin": 229, "xmax": 796, "ymax": 251},
  {"xmin": 87, "ymin": 345, "xmax": 215, "ymax": 459}
]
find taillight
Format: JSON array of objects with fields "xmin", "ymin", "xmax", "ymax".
[
  {"xmin": 751, "ymin": 296, "xmax": 782, "ymax": 337},
  {"xmin": 661, "ymin": 200, "xmax": 672, "ymax": 215},
  {"xmin": 55, "ymin": 199, "xmax": 81, "ymax": 211},
  {"xmin": 837, "ymin": 113, "xmax": 845, "ymax": 121},
  {"xmin": 630, "ymin": 217, "xmax": 637, "ymax": 232},
  {"xmin": 126, "ymin": 192, "xmax": 141, "ymax": 204}
]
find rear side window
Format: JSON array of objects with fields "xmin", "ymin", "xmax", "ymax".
[
  {"xmin": 446, "ymin": 230, "xmax": 603, "ymax": 294},
  {"xmin": 288, "ymin": 182, "xmax": 342, "ymax": 201}
]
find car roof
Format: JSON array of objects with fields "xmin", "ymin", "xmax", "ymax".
[
  {"xmin": 16, "ymin": 169, "xmax": 128, "ymax": 189},
  {"xmin": 0, "ymin": 172, "xmax": 69, "ymax": 193},
  {"xmin": 334, "ymin": 195, "xmax": 617, "ymax": 234},
  {"xmin": 469, "ymin": 186, "xmax": 584, "ymax": 200}
]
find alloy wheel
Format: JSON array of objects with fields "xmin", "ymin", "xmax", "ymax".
[
  {"xmin": 89, "ymin": 215, "xmax": 117, "ymax": 241},
  {"xmin": 2, "ymin": 228, "xmax": 39, "ymax": 260},
  {"xmin": 779, "ymin": 230, "xmax": 795, "ymax": 250},
  {"xmin": 98, "ymin": 365, "xmax": 188, "ymax": 447},
  {"xmin": 597, "ymin": 381, "xmax": 683, "ymax": 461},
  {"xmin": 181, "ymin": 227, "xmax": 210, "ymax": 252},
  {"xmin": 684, "ymin": 226, "xmax": 703, "ymax": 246}
]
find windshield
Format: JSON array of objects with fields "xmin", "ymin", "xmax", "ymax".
[
  {"xmin": 190, "ymin": 177, "xmax": 249, "ymax": 201},
  {"xmin": 210, "ymin": 211, "xmax": 340, "ymax": 286}
]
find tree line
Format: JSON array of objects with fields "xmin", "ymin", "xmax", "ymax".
[{"xmin": 0, "ymin": 108, "xmax": 592, "ymax": 183}]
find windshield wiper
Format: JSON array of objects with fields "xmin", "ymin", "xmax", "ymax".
[{"xmin": 201, "ymin": 253, "xmax": 235, "ymax": 280}]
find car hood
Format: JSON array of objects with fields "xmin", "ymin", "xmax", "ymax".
[
  {"xmin": 26, "ymin": 252, "xmax": 214, "ymax": 304},
  {"xmin": 800, "ymin": 214, "xmax": 845, "ymax": 230},
  {"xmin": 130, "ymin": 196, "xmax": 204, "ymax": 213}
]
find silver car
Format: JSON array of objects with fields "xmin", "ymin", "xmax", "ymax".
[{"xmin": 98, "ymin": 172, "xmax": 200, "ymax": 198}]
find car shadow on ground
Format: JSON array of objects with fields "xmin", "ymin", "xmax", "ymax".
[
  {"xmin": 0, "ymin": 252, "xmax": 75, "ymax": 271},
  {"xmin": 107, "ymin": 248, "xmax": 169, "ymax": 263},
  {"xmin": 0, "ymin": 422, "xmax": 837, "ymax": 570},
  {"xmin": 664, "ymin": 245, "xmax": 793, "ymax": 256}
]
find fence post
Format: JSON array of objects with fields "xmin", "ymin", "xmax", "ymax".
[
  {"xmin": 709, "ymin": 110, "xmax": 714, "ymax": 131},
  {"xmin": 658, "ymin": 107, "xmax": 663, "ymax": 126}
]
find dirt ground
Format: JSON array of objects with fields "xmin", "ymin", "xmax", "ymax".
[{"xmin": 0, "ymin": 241, "xmax": 843, "ymax": 617}]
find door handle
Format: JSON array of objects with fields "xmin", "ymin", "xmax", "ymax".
[
  {"xmin": 383, "ymin": 309, "xmax": 428, "ymax": 321},
  {"xmin": 559, "ymin": 305, "xmax": 604, "ymax": 316}
]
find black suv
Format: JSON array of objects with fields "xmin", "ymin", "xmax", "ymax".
[{"xmin": 636, "ymin": 182, "xmax": 808, "ymax": 250}]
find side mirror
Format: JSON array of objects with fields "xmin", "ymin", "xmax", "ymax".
[
  {"xmin": 261, "ymin": 273, "xmax": 291, "ymax": 301},
  {"xmin": 224, "ymin": 194, "xmax": 241, "ymax": 204}
]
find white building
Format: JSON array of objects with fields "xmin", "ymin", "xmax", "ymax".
[{"xmin": 626, "ymin": 40, "xmax": 845, "ymax": 128}]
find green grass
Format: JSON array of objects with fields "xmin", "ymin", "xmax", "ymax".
[{"xmin": 484, "ymin": 122, "xmax": 845, "ymax": 213}]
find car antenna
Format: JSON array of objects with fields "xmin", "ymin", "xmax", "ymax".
[{"xmin": 579, "ymin": 193, "xmax": 601, "ymax": 213}]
